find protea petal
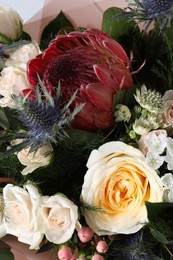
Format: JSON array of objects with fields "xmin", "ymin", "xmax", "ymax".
[
  {"xmin": 103, "ymin": 39, "xmax": 130, "ymax": 64},
  {"xmin": 80, "ymin": 83, "xmax": 114, "ymax": 111},
  {"xmin": 111, "ymin": 63, "xmax": 133, "ymax": 88},
  {"xmin": 93, "ymin": 64, "xmax": 119, "ymax": 89}
]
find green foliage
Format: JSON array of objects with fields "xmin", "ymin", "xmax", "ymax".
[
  {"xmin": 152, "ymin": 36, "xmax": 173, "ymax": 92},
  {"xmin": 102, "ymin": 7, "xmax": 140, "ymax": 57},
  {"xmin": 113, "ymin": 84, "xmax": 139, "ymax": 112},
  {"xmin": 40, "ymin": 11, "xmax": 74, "ymax": 50},
  {"xmin": 146, "ymin": 202, "xmax": 173, "ymax": 258},
  {"xmin": 0, "ymin": 109, "xmax": 10, "ymax": 130},
  {"xmin": 20, "ymin": 31, "xmax": 31, "ymax": 41}
]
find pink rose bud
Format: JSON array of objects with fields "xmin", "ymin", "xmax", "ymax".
[
  {"xmin": 58, "ymin": 246, "xmax": 72, "ymax": 260},
  {"xmin": 78, "ymin": 226, "xmax": 94, "ymax": 243},
  {"xmin": 92, "ymin": 255, "xmax": 105, "ymax": 260},
  {"xmin": 96, "ymin": 240, "xmax": 108, "ymax": 253}
]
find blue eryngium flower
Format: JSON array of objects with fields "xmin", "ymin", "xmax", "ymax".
[
  {"xmin": 126, "ymin": 0, "xmax": 173, "ymax": 30},
  {"xmin": 14, "ymin": 82, "xmax": 83, "ymax": 152}
]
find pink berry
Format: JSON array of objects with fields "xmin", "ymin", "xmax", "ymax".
[
  {"xmin": 78, "ymin": 226, "xmax": 94, "ymax": 243},
  {"xmin": 96, "ymin": 240, "xmax": 108, "ymax": 253},
  {"xmin": 92, "ymin": 255, "xmax": 105, "ymax": 260},
  {"xmin": 58, "ymin": 246, "xmax": 72, "ymax": 260}
]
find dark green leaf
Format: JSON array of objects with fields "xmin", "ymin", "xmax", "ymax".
[
  {"xmin": 0, "ymin": 140, "xmax": 29, "ymax": 159},
  {"xmin": 150, "ymin": 228, "xmax": 169, "ymax": 244},
  {"xmin": 0, "ymin": 248, "xmax": 14, "ymax": 260},
  {"xmin": 21, "ymin": 31, "xmax": 31, "ymax": 41},
  {"xmin": 102, "ymin": 7, "xmax": 139, "ymax": 41},
  {"xmin": 36, "ymin": 242, "xmax": 56, "ymax": 254},
  {"xmin": 0, "ymin": 109, "xmax": 10, "ymax": 129},
  {"xmin": 40, "ymin": 11, "xmax": 74, "ymax": 50},
  {"xmin": 123, "ymin": 84, "xmax": 139, "ymax": 107},
  {"xmin": 145, "ymin": 201, "xmax": 173, "ymax": 222},
  {"xmin": 113, "ymin": 90, "xmax": 126, "ymax": 111},
  {"xmin": 113, "ymin": 85, "xmax": 138, "ymax": 112}
]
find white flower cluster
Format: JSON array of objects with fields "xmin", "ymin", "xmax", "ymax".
[
  {"xmin": 139, "ymin": 130, "xmax": 173, "ymax": 170},
  {"xmin": 161, "ymin": 173, "xmax": 173, "ymax": 202},
  {"xmin": 0, "ymin": 183, "xmax": 79, "ymax": 249}
]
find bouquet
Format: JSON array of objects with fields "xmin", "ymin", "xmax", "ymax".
[{"xmin": 0, "ymin": 1, "xmax": 173, "ymax": 259}]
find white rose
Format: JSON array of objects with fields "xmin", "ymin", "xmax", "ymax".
[
  {"xmin": 0, "ymin": 6, "xmax": 23, "ymax": 43},
  {"xmin": 81, "ymin": 141, "xmax": 163, "ymax": 235},
  {"xmin": 37, "ymin": 194, "xmax": 79, "ymax": 244},
  {"xmin": 3, "ymin": 183, "xmax": 44, "ymax": 249},
  {"xmin": 6, "ymin": 42, "xmax": 41, "ymax": 67},
  {"xmin": 0, "ymin": 67, "xmax": 29, "ymax": 108},
  {"xmin": 17, "ymin": 144, "xmax": 53, "ymax": 175},
  {"xmin": 0, "ymin": 43, "xmax": 41, "ymax": 108}
]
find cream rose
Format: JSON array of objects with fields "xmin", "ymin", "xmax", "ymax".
[
  {"xmin": 0, "ymin": 42, "xmax": 41, "ymax": 108},
  {"xmin": 81, "ymin": 141, "xmax": 163, "ymax": 235},
  {"xmin": 162, "ymin": 90, "xmax": 173, "ymax": 127},
  {"xmin": 2, "ymin": 183, "xmax": 43, "ymax": 249},
  {"xmin": 0, "ymin": 6, "xmax": 23, "ymax": 43},
  {"xmin": 0, "ymin": 67, "xmax": 29, "ymax": 108},
  {"xmin": 17, "ymin": 143, "xmax": 53, "ymax": 175},
  {"xmin": 37, "ymin": 194, "xmax": 79, "ymax": 244}
]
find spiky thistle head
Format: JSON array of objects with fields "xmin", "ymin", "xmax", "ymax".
[
  {"xmin": 125, "ymin": 0, "xmax": 173, "ymax": 31},
  {"xmin": 13, "ymin": 79, "xmax": 84, "ymax": 152}
]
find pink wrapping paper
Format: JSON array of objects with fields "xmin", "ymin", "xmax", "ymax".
[{"xmin": 24, "ymin": 0, "xmax": 128, "ymax": 41}]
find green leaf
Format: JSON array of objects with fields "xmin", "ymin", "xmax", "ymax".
[
  {"xmin": 36, "ymin": 242, "xmax": 56, "ymax": 254},
  {"xmin": 150, "ymin": 228, "xmax": 171, "ymax": 244},
  {"xmin": 113, "ymin": 85, "xmax": 138, "ymax": 112},
  {"xmin": 21, "ymin": 31, "xmax": 31, "ymax": 41},
  {"xmin": 113, "ymin": 90, "xmax": 126, "ymax": 111},
  {"xmin": 102, "ymin": 7, "xmax": 139, "ymax": 41},
  {"xmin": 40, "ymin": 11, "xmax": 74, "ymax": 50},
  {"xmin": 0, "ymin": 248, "xmax": 14, "ymax": 260},
  {"xmin": 145, "ymin": 201, "xmax": 173, "ymax": 222},
  {"xmin": 0, "ymin": 109, "xmax": 10, "ymax": 129}
]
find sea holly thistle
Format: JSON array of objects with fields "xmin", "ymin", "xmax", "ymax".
[
  {"xmin": 13, "ymin": 80, "xmax": 84, "ymax": 152},
  {"xmin": 124, "ymin": 0, "xmax": 173, "ymax": 31},
  {"xmin": 0, "ymin": 80, "xmax": 84, "ymax": 158}
]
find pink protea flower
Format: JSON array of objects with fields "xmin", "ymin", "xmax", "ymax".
[{"xmin": 27, "ymin": 28, "xmax": 133, "ymax": 131}]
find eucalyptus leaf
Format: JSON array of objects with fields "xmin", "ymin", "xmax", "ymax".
[
  {"xmin": 102, "ymin": 7, "xmax": 139, "ymax": 41},
  {"xmin": 0, "ymin": 248, "xmax": 14, "ymax": 260},
  {"xmin": 40, "ymin": 11, "xmax": 74, "ymax": 50}
]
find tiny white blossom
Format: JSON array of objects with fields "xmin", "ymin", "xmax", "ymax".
[
  {"xmin": 161, "ymin": 173, "xmax": 173, "ymax": 190},
  {"xmin": 166, "ymin": 137, "xmax": 173, "ymax": 157},
  {"xmin": 164, "ymin": 150, "xmax": 173, "ymax": 171},
  {"xmin": 144, "ymin": 132, "xmax": 167, "ymax": 155},
  {"xmin": 145, "ymin": 152, "xmax": 164, "ymax": 170},
  {"xmin": 161, "ymin": 173, "xmax": 173, "ymax": 202}
]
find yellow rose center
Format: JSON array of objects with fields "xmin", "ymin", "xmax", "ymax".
[{"xmin": 98, "ymin": 162, "xmax": 150, "ymax": 214}]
